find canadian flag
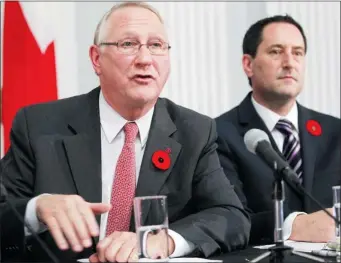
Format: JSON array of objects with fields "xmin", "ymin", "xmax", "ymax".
[{"xmin": 1, "ymin": 1, "xmax": 78, "ymax": 156}]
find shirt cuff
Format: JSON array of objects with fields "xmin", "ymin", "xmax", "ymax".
[
  {"xmin": 24, "ymin": 194, "xmax": 50, "ymax": 236},
  {"xmin": 168, "ymin": 229, "xmax": 195, "ymax": 258},
  {"xmin": 283, "ymin": 211, "xmax": 307, "ymax": 241}
]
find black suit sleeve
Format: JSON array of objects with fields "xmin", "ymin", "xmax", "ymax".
[
  {"xmin": 0, "ymin": 199, "xmax": 29, "ymax": 261},
  {"xmin": 169, "ymin": 120, "xmax": 251, "ymax": 257},
  {"xmin": 216, "ymin": 133, "xmax": 274, "ymax": 245},
  {"xmin": 1, "ymin": 109, "xmax": 36, "ymax": 259},
  {"xmin": 1, "ymin": 108, "xmax": 36, "ymax": 199}
]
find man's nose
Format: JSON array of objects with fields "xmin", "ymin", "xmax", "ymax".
[
  {"xmin": 282, "ymin": 51, "xmax": 295, "ymax": 69},
  {"xmin": 134, "ymin": 45, "xmax": 153, "ymax": 65}
]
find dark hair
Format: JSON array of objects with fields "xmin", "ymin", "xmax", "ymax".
[{"xmin": 242, "ymin": 15, "xmax": 307, "ymax": 86}]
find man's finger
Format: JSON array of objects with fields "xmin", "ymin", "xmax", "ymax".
[
  {"xmin": 101, "ymin": 232, "xmax": 130, "ymax": 262},
  {"xmin": 128, "ymin": 247, "xmax": 139, "ymax": 262},
  {"xmin": 68, "ymin": 203, "xmax": 93, "ymax": 248},
  {"xmin": 56, "ymin": 211, "xmax": 83, "ymax": 252},
  {"xmin": 115, "ymin": 238, "xmax": 137, "ymax": 263},
  {"xmin": 88, "ymin": 203, "xmax": 112, "ymax": 214},
  {"xmin": 79, "ymin": 203, "xmax": 100, "ymax": 237},
  {"xmin": 89, "ymin": 253, "xmax": 100, "ymax": 263},
  {"xmin": 45, "ymin": 216, "xmax": 69, "ymax": 250},
  {"xmin": 96, "ymin": 235, "xmax": 115, "ymax": 262}
]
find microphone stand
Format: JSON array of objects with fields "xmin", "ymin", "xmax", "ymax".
[{"xmin": 250, "ymin": 163, "xmax": 326, "ymax": 263}]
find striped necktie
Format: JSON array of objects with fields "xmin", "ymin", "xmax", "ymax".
[{"xmin": 275, "ymin": 119, "xmax": 303, "ymax": 182}]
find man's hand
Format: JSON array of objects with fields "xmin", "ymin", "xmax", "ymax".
[
  {"xmin": 89, "ymin": 231, "xmax": 175, "ymax": 263},
  {"xmin": 36, "ymin": 194, "xmax": 111, "ymax": 252},
  {"xmin": 289, "ymin": 208, "xmax": 335, "ymax": 242}
]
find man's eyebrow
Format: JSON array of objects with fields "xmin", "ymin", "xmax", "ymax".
[
  {"xmin": 267, "ymin": 44, "xmax": 305, "ymax": 50},
  {"xmin": 267, "ymin": 44, "xmax": 284, "ymax": 49},
  {"xmin": 292, "ymin": 46, "xmax": 305, "ymax": 51}
]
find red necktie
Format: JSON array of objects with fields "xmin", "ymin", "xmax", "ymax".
[{"xmin": 106, "ymin": 122, "xmax": 139, "ymax": 236}]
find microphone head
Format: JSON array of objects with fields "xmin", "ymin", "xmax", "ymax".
[{"xmin": 244, "ymin": 129, "xmax": 270, "ymax": 154}]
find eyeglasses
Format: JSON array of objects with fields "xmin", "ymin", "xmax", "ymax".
[{"xmin": 99, "ymin": 39, "xmax": 171, "ymax": 56}]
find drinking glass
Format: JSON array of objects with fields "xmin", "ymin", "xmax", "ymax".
[
  {"xmin": 134, "ymin": 195, "xmax": 169, "ymax": 262},
  {"xmin": 332, "ymin": 185, "xmax": 340, "ymax": 262}
]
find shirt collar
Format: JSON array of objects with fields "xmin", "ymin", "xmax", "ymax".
[
  {"xmin": 251, "ymin": 94, "xmax": 299, "ymax": 132},
  {"xmin": 99, "ymin": 90, "xmax": 154, "ymax": 147}
]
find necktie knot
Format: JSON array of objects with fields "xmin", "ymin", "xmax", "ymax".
[
  {"xmin": 276, "ymin": 119, "xmax": 294, "ymax": 136},
  {"xmin": 124, "ymin": 122, "xmax": 138, "ymax": 143}
]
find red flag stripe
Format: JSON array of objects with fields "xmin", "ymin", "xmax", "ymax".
[{"xmin": 2, "ymin": 1, "xmax": 58, "ymax": 153}]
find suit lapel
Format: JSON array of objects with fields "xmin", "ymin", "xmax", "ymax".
[
  {"xmin": 237, "ymin": 92, "xmax": 282, "ymax": 155},
  {"xmin": 62, "ymin": 88, "xmax": 102, "ymax": 227},
  {"xmin": 63, "ymin": 134, "xmax": 101, "ymax": 204},
  {"xmin": 135, "ymin": 99, "xmax": 181, "ymax": 225},
  {"xmin": 297, "ymin": 105, "xmax": 319, "ymax": 209}
]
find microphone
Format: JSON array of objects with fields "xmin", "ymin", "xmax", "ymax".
[
  {"xmin": 0, "ymin": 168, "xmax": 59, "ymax": 263},
  {"xmin": 244, "ymin": 128, "xmax": 340, "ymax": 225},
  {"xmin": 244, "ymin": 129, "xmax": 301, "ymax": 187}
]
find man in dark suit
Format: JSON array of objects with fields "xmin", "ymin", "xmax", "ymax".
[
  {"xmin": 0, "ymin": 2, "xmax": 250, "ymax": 262},
  {"xmin": 215, "ymin": 15, "xmax": 340, "ymax": 245}
]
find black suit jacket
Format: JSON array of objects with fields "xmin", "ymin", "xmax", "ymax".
[
  {"xmin": 0, "ymin": 88, "xmax": 250, "ymax": 262},
  {"xmin": 215, "ymin": 92, "xmax": 340, "ymax": 245}
]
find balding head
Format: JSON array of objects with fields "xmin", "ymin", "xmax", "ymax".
[{"xmin": 94, "ymin": 2, "xmax": 164, "ymax": 45}]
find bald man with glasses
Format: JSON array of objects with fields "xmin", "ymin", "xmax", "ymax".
[{"xmin": 1, "ymin": 2, "xmax": 250, "ymax": 262}]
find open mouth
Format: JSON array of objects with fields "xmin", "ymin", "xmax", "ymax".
[
  {"xmin": 132, "ymin": 74, "xmax": 154, "ymax": 84},
  {"xmin": 134, "ymin": 74, "xmax": 154, "ymax": 79}
]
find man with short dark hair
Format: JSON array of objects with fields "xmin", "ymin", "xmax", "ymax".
[{"xmin": 216, "ymin": 14, "xmax": 340, "ymax": 245}]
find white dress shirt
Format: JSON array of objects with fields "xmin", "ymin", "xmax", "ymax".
[
  {"xmin": 251, "ymin": 95, "xmax": 306, "ymax": 240},
  {"xmin": 24, "ymin": 91, "xmax": 195, "ymax": 257}
]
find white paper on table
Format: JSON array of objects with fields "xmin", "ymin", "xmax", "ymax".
[
  {"xmin": 285, "ymin": 240, "xmax": 327, "ymax": 253},
  {"xmin": 77, "ymin": 258, "xmax": 222, "ymax": 263},
  {"xmin": 253, "ymin": 244, "xmax": 275, "ymax": 250},
  {"xmin": 168, "ymin": 258, "xmax": 222, "ymax": 262},
  {"xmin": 254, "ymin": 240, "xmax": 327, "ymax": 253}
]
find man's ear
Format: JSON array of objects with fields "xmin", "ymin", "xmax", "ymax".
[
  {"xmin": 89, "ymin": 45, "xmax": 101, "ymax": 76},
  {"xmin": 242, "ymin": 54, "xmax": 254, "ymax": 79}
]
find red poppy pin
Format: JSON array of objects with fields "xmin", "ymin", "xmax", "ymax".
[
  {"xmin": 152, "ymin": 148, "xmax": 171, "ymax": 170},
  {"xmin": 306, "ymin": 120, "xmax": 322, "ymax": 136}
]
